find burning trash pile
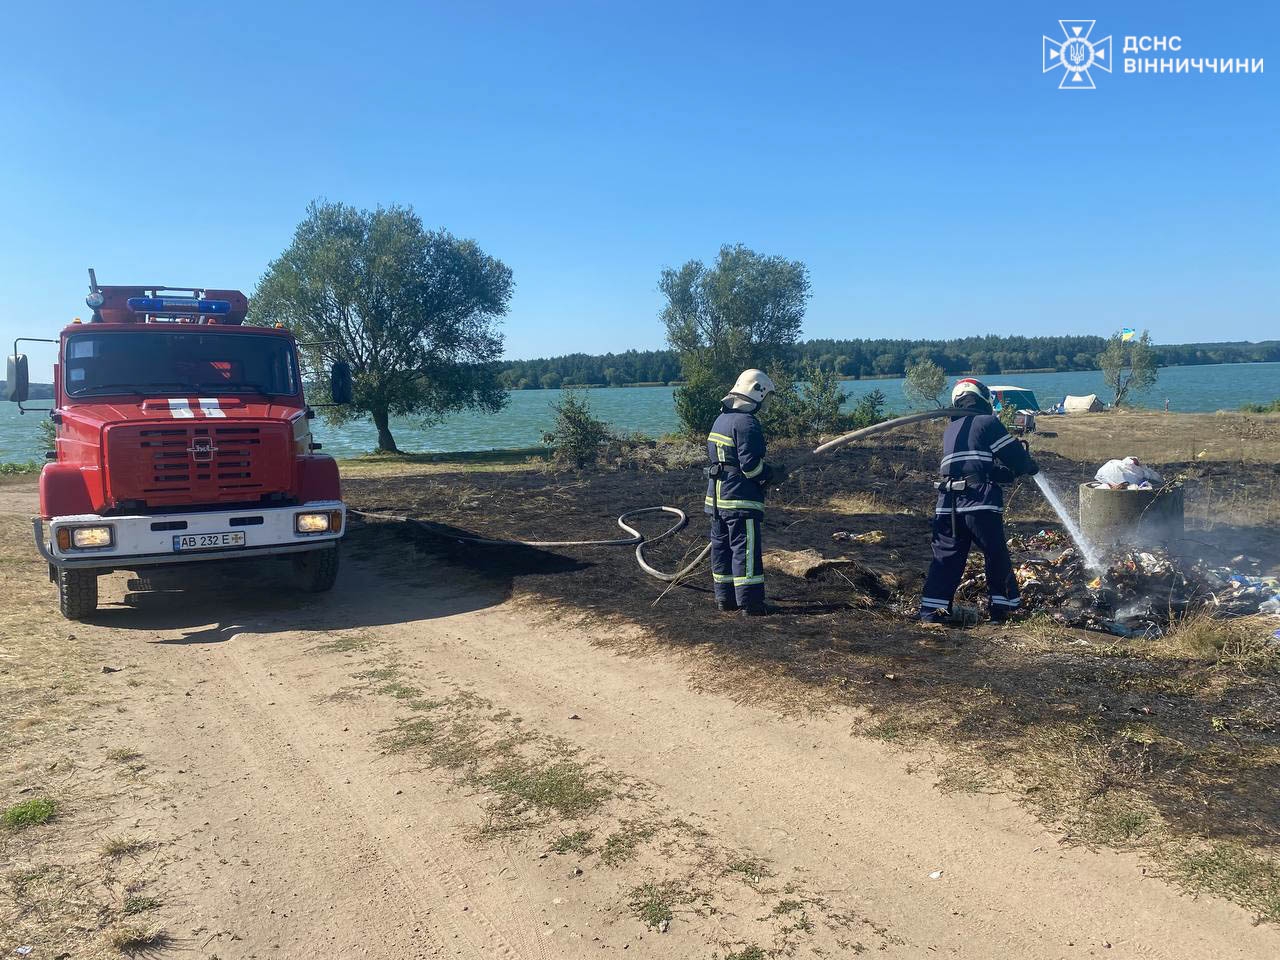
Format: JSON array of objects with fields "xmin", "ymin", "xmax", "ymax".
[{"xmin": 954, "ymin": 529, "xmax": 1280, "ymax": 637}]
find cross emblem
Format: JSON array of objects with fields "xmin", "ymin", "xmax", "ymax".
[{"xmin": 1043, "ymin": 20, "xmax": 1112, "ymax": 89}]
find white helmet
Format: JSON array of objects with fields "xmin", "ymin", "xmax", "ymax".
[
  {"xmin": 725, "ymin": 368, "xmax": 776, "ymax": 411},
  {"xmin": 951, "ymin": 377, "xmax": 991, "ymax": 406}
]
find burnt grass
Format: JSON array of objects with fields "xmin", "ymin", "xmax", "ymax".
[{"xmin": 343, "ymin": 435, "xmax": 1280, "ymax": 879}]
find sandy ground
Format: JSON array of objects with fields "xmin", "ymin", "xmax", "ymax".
[{"xmin": 1, "ymin": 475, "xmax": 1277, "ymax": 959}]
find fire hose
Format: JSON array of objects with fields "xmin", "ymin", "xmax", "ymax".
[
  {"xmin": 352, "ymin": 505, "xmax": 709, "ymax": 582},
  {"xmin": 351, "ymin": 407, "xmax": 967, "ymax": 585}
]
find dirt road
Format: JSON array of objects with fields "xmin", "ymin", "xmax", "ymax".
[{"xmin": 1, "ymin": 477, "xmax": 1276, "ymax": 959}]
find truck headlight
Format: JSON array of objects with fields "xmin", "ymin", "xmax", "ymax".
[
  {"xmin": 69, "ymin": 525, "xmax": 114, "ymax": 549},
  {"xmin": 295, "ymin": 512, "xmax": 331, "ymax": 534}
]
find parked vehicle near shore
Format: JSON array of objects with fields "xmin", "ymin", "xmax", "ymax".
[
  {"xmin": 5, "ymin": 271, "xmax": 354, "ymax": 619},
  {"xmin": 989, "ymin": 385, "xmax": 1040, "ymax": 433}
]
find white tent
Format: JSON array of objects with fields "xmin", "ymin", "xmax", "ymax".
[{"xmin": 1064, "ymin": 394, "xmax": 1104, "ymax": 413}]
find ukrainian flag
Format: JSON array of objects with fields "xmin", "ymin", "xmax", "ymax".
[{"xmin": 1121, "ymin": 328, "xmax": 1137, "ymax": 342}]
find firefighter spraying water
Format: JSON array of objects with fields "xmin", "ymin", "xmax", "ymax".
[{"xmin": 916, "ymin": 378, "xmax": 1040, "ymax": 624}]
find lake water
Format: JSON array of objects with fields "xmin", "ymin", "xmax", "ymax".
[{"xmin": 3, "ymin": 362, "xmax": 1279, "ymax": 461}]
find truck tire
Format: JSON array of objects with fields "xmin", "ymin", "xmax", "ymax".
[
  {"xmin": 294, "ymin": 544, "xmax": 339, "ymax": 593},
  {"xmin": 58, "ymin": 568, "xmax": 99, "ymax": 620}
]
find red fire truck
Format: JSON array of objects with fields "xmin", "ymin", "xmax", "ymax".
[{"xmin": 5, "ymin": 271, "xmax": 353, "ymax": 620}]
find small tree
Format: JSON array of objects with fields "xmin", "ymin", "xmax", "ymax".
[
  {"xmin": 848, "ymin": 389, "xmax": 887, "ymax": 429},
  {"xmin": 903, "ymin": 358, "xmax": 947, "ymax": 409},
  {"xmin": 660, "ymin": 244, "xmax": 810, "ymax": 436},
  {"xmin": 251, "ymin": 201, "xmax": 512, "ymax": 453},
  {"xmin": 35, "ymin": 418, "xmax": 56, "ymax": 458},
  {"xmin": 763, "ymin": 362, "xmax": 847, "ymax": 439},
  {"xmin": 542, "ymin": 390, "xmax": 612, "ymax": 468},
  {"xmin": 1099, "ymin": 330, "xmax": 1158, "ymax": 407}
]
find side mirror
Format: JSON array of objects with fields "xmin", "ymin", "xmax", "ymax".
[
  {"xmin": 330, "ymin": 361, "xmax": 353, "ymax": 405},
  {"xmin": 5, "ymin": 354, "xmax": 29, "ymax": 403}
]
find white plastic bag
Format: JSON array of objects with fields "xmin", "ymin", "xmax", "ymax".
[{"xmin": 1095, "ymin": 457, "xmax": 1162, "ymax": 487}]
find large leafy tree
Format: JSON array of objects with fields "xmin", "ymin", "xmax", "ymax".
[
  {"xmin": 659, "ymin": 244, "xmax": 809, "ymax": 435},
  {"xmin": 1099, "ymin": 329, "xmax": 1158, "ymax": 407},
  {"xmin": 252, "ymin": 201, "xmax": 512, "ymax": 452}
]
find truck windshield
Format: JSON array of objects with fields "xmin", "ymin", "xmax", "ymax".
[{"xmin": 64, "ymin": 331, "xmax": 299, "ymax": 398}]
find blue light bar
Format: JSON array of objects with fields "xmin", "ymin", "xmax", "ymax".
[{"xmin": 126, "ymin": 296, "xmax": 232, "ymax": 315}]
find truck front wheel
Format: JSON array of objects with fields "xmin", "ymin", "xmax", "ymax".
[
  {"xmin": 293, "ymin": 545, "xmax": 339, "ymax": 593},
  {"xmin": 57, "ymin": 568, "xmax": 99, "ymax": 620}
]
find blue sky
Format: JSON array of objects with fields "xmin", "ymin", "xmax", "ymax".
[{"xmin": 0, "ymin": 1, "xmax": 1274, "ymax": 374}]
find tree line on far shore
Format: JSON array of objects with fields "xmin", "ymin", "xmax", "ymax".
[
  {"xmin": 498, "ymin": 337, "xmax": 1280, "ymax": 389},
  {"xmin": 238, "ymin": 201, "xmax": 1278, "ymax": 453}
]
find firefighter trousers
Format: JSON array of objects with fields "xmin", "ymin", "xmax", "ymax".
[
  {"xmin": 920, "ymin": 510, "xmax": 1020, "ymax": 614},
  {"xmin": 709, "ymin": 514, "xmax": 765, "ymax": 609}
]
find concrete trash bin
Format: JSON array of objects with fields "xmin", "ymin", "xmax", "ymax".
[{"xmin": 1078, "ymin": 483, "xmax": 1185, "ymax": 549}]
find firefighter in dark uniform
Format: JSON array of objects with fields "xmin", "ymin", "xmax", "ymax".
[
  {"xmin": 705, "ymin": 369, "xmax": 784, "ymax": 616},
  {"xmin": 918, "ymin": 378, "xmax": 1039, "ymax": 624}
]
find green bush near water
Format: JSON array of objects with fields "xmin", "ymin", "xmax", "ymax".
[
  {"xmin": 764, "ymin": 363, "xmax": 886, "ymax": 439},
  {"xmin": 542, "ymin": 390, "xmax": 613, "ymax": 468},
  {"xmin": 1240, "ymin": 399, "xmax": 1280, "ymax": 413},
  {"xmin": 0, "ymin": 461, "xmax": 41, "ymax": 475}
]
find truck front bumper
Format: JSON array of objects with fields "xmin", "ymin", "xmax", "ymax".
[{"xmin": 34, "ymin": 501, "xmax": 345, "ymax": 570}]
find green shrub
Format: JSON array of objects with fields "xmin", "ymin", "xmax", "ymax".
[
  {"xmin": 0, "ymin": 461, "xmax": 41, "ymax": 476},
  {"xmin": 541, "ymin": 390, "xmax": 612, "ymax": 468},
  {"xmin": 763, "ymin": 362, "xmax": 846, "ymax": 439},
  {"xmin": 847, "ymin": 389, "xmax": 888, "ymax": 430},
  {"xmin": 1240, "ymin": 399, "xmax": 1280, "ymax": 413},
  {"xmin": 36, "ymin": 417, "xmax": 56, "ymax": 457}
]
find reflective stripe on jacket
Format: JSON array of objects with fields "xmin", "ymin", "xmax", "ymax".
[
  {"xmin": 705, "ymin": 409, "xmax": 769, "ymax": 516},
  {"xmin": 936, "ymin": 414, "xmax": 1035, "ymax": 515}
]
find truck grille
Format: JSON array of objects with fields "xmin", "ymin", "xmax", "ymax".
[{"xmin": 105, "ymin": 422, "xmax": 293, "ymax": 508}]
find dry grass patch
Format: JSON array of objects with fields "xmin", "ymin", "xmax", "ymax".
[
  {"xmin": 628, "ymin": 878, "xmax": 701, "ymax": 930},
  {"xmin": 312, "ymin": 630, "xmax": 377, "ymax": 654},
  {"xmin": 121, "ymin": 894, "xmax": 163, "ymax": 916},
  {"xmin": 106, "ymin": 924, "xmax": 171, "ymax": 953},
  {"xmin": 1168, "ymin": 842, "xmax": 1280, "ymax": 923},
  {"xmin": 723, "ymin": 855, "xmax": 776, "ymax": 886},
  {"xmin": 1150, "ymin": 613, "xmax": 1279, "ymax": 670},
  {"xmin": 599, "ymin": 818, "xmax": 661, "ymax": 867},
  {"xmin": 826, "ymin": 492, "xmax": 888, "ymax": 515},
  {"xmin": 550, "ymin": 828, "xmax": 594, "ymax": 855},
  {"xmin": 100, "ymin": 835, "xmax": 151, "ymax": 859},
  {"xmin": 481, "ymin": 754, "xmax": 611, "ymax": 824},
  {"xmin": 339, "ymin": 448, "xmax": 547, "ymax": 479}
]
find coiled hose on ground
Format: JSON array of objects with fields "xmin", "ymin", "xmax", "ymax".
[
  {"xmin": 351, "ymin": 407, "xmax": 965, "ymax": 584},
  {"xmin": 352, "ymin": 505, "xmax": 709, "ymax": 582}
]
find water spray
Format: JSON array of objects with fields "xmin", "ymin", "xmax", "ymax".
[{"xmin": 1032, "ymin": 472, "xmax": 1104, "ymax": 572}]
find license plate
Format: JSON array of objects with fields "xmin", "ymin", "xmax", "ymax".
[{"xmin": 172, "ymin": 532, "xmax": 247, "ymax": 552}]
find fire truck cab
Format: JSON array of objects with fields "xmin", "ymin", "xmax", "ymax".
[{"xmin": 5, "ymin": 271, "xmax": 353, "ymax": 620}]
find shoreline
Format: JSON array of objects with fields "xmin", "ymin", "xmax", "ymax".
[
  {"xmin": 7, "ymin": 410, "xmax": 1280, "ymax": 471},
  {"xmin": 505, "ymin": 357, "xmax": 1280, "ymax": 390}
]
